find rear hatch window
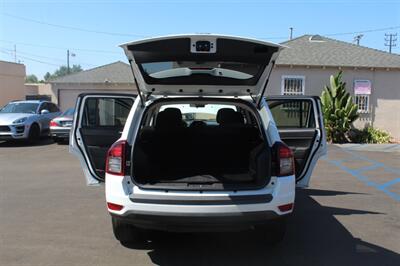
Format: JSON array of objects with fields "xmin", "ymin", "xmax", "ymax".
[{"xmin": 141, "ymin": 61, "xmax": 264, "ymax": 85}]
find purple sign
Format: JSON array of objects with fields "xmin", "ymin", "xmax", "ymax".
[{"xmin": 354, "ymin": 80, "xmax": 372, "ymax": 95}]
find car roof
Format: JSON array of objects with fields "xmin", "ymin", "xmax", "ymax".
[{"xmin": 10, "ymin": 100, "xmax": 50, "ymax": 104}]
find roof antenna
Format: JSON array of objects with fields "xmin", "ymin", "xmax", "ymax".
[{"xmin": 353, "ymin": 34, "xmax": 363, "ymax": 46}]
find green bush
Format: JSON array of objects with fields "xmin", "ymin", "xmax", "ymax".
[
  {"xmin": 321, "ymin": 71, "xmax": 359, "ymax": 143},
  {"xmin": 350, "ymin": 126, "xmax": 391, "ymax": 144}
]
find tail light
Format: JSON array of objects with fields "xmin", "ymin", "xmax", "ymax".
[
  {"xmin": 106, "ymin": 140, "xmax": 127, "ymax": 176},
  {"xmin": 278, "ymin": 203, "xmax": 294, "ymax": 212},
  {"xmin": 49, "ymin": 120, "xmax": 59, "ymax": 127},
  {"xmin": 107, "ymin": 202, "xmax": 124, "ymax": 211},
  {"xmin": 273, "ymin": 142, "xmax": 295, "ymax": 177}
]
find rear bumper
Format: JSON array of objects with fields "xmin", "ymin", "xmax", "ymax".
[
  {"xmin": 106, "ymin": 175, "xmax": 296, "ymax": 232},
  {"xmin": 111, "ymin": 210, "xmax": 284, "ymax": 232},
  {"xmin": 50, "ymin": 127, "xmax": 70, "ymax": 139}
]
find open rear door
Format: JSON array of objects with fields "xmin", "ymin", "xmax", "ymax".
[
  {"xmin": 266, "ymin": 96, "xmax": 327, "ymax": 187},
  {"xmin": 69, "ymin": 93, "xmax": 135, "ymax": 185}
]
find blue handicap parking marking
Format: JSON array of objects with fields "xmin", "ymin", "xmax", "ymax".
[{"xmin": 325, "ymin": 147, "xmax": 400, "ymax": 202}]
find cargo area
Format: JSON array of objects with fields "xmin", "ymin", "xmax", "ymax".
[{"xmin": 131, "ymin": 100, "xmax": 271, "ymax": 190}]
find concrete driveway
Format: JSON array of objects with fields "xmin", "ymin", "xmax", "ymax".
[{"xmin": 0, "ymin": 141, "xmax": 399, "ymax": 266}]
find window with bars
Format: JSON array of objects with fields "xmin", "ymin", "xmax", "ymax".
[
  {"xmin": 281, "ymin": 76, "xmax": 305, "ymax": 110},
  {"xmin": 355, "ymin": 94, "xmax": 369, "ymax": 113},
  {"xmin": 281, "ymin": 76, "xmax": 305, "ymax": 95}
]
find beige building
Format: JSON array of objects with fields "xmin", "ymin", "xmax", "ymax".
[
  {"xmin": 48, "ymin": 61, "xmax": 137, "ymax": 111},
  {"xmin": 265, "ymin": 35, "xmax": 400, "ymax": 140},
  {"xmin": 0, "ymin": 60, "xmax": 26, "ymax": 107},
  {"xmin": 39, "ymin": 36, "xmax": 400, "ymax": 139}
]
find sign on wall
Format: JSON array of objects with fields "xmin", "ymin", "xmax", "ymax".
[{"xmin": 354, "ymin": 80, "xmax": 372, "ymax": 95}]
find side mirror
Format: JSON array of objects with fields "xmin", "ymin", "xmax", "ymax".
[{"xmin": 41, "ymin": 109, "xmax": 50, "ymax": 115}]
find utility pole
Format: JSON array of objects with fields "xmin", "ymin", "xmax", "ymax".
[
  {"xmin": 14, "ymin": 45, "xmax": 17, "ymax": 63},
  {"xmin": 385, "ymin": 33, "xmax": 397, "ymax": 53},
  {"xmin": 353, "ymin": 34, "xmax": 363, "ymax": 46},
  {"xmin": 289, "ymin": 27, "xmax": 293, "ymax": 40},
  {"xmin": 67, "ymin": 49, "xmax": 70, "ymax": 74},
  {"xmin": 67, "ymin": 50, "xmax": 76, "ymax": 74}
]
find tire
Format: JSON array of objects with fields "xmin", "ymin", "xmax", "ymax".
[
  {"xmin": 255, "ymin": 217, "xmax": 287, "ymax": 246},
  {"xmin": 27, "ymin": 124, "xmax": 40, "ymax": 144},
  {"xmin": 52, "ymin": 137, "xmax": 59, "ymax": 143},
  {"xmin": 111, "ymin": 217, "xmax": 145, "ymax": 244}
]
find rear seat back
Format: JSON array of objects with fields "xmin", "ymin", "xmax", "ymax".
[{"xmin": 135, "ymin": 107, "xmax": 264, "ymax": 179}]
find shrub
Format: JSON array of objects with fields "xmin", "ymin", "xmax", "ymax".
[
  {"xmin": 350, "ymin": 126, "xmax": 391, "ymax": 144},
  {"xmin": 321, "ymin": 71, "xmax": 359, "ymax": 143}
]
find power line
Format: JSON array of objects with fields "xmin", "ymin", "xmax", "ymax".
[
  {"xmin": 2, "ymin": 13, "xmax": 150, "ymax": 38},
  {"xmin": 0, "ymin": 47, "xmax": 97, "ymax": 67},
  {"xmin": 1, "ymin": 46, "xmax": 97, "ymax": 67},
  {"xmin": 0, "ymin": 39, "xmax": 120, "ymax": 54},
  {"xmin": 0, "ymin": 49, "xmax": 62, "ymax": 67},
  {"xmin": 1, "ymin": 46, "xmax": 65, "ymax": 63},
  {"xmin": 3, "ymin": 12, "xmax": 400, "ymax": 41},
  {"xmin": 325, "ymin": 25, "xmax": 400, "ymax": 37}
]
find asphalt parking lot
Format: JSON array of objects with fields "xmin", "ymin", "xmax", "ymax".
[{"xmin": 0, "ymin": 140, "xmax": 399, "ymax": 266}]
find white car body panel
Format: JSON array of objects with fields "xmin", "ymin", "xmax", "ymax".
[
  {"xmin": 106, "ymin": 174, "xmax": 295, "ymax": 216},
  {"xmin": 69, "ymin": 35, "xmax": 327, "ymax": 234}
]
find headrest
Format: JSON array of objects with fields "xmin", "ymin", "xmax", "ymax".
[
  {"xmin": 155, "ymin": 108, "xmax": 183, "ymax": 130},
  {"xmin": 216, "ymin": 108, "xmax": 244, "ymax": 125}
]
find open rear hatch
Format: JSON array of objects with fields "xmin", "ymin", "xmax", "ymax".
[
  {"xmin": 120, "ymin": 34, "xmax": 282, "ymax": 103},
  {"xmin": 120, "ymin": 35, "xmax": 282, "ymax": 190}
]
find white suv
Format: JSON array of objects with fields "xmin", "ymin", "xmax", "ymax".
[{"xmin": 70, "ymin": 35, "xmax": 326, "ymax": 245}]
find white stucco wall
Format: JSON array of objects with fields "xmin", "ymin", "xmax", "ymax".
[
  {"xmin": 266, "ymin": 66, "xmax": 400, "ymax": 140},
  {"xmin": 47, "ymin": 82, "xmax": 137, "ymax": 111}
]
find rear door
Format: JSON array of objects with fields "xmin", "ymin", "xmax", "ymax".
[
  {"xmin": 69, "ymin": 93, "xmax": 135, "ymax": 185},
  {"xmin": 266, "ymin": 96, "xmax": 327, "ymax": 187}
]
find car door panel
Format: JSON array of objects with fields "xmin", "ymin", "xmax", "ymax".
[
  {"xmin": 70, "ymin": 94, "xmax": 135, "ymax": 185},
  {"xmin": 278, "ymin": 129, "xmax": 317, "ymax": 177},
  {"xmin": 79, "ymin": 127, "xmax": 124, "ymax": 178},
  {"xmin": 266, "ymin": 96, "xmax": 327, "ymax": 187}
]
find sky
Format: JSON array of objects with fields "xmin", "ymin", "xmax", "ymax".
[{"xmin": 0, "ymin": 0, "xmax": 399, "ymax": 79}]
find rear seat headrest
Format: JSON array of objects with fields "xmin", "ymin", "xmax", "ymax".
[
  {"xmin": 156, "ymin": 108, "xmax": 184, "ymax": 130},
  {"xmin": 216, "ymin": 108, "xmax": 244, "ymax": 125}
]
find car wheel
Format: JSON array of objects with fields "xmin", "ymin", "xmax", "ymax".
[
  {"xmin": 111, "ymin": 217, "xmax": 145, "ymax": 244},
  {"xmin": 28, "ymin": 124, "xmax": 40, "ymax": 143},
  {"xmin": 52, "ymin": 137, "xmax": 59, "ymax": 143},
  {"xmin": 255, "ymin": 217, "xmax": 287, "ymax": 246}
]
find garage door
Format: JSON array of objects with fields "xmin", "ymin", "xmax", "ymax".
[{"xmin": 58, "ymin": 89, "xmax": 134, "ymax": 111}]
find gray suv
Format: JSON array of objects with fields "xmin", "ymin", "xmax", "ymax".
[{"xmin": 0, "ymin": 100, "xmax": 61, "ymax": 142}]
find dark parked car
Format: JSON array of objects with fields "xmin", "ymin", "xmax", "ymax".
[{"xmin": 50, "ymin": 108, "xmax": 74, "ymax": 143}]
